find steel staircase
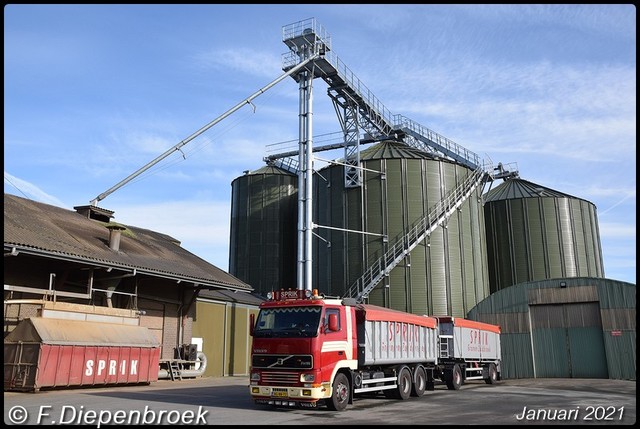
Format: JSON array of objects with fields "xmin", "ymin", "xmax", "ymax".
[
  {"xmin": 277, "ymin": 18, "xmax": 481, "ymax": 173},
  {"xmin": 319, "ymin": 51, "xmax": 481, "ymax": 171},
  {"xmin": 279, "ymin": 19, "xmax": 493, "ymax": 300},
  {"xmin": 345, "ymin": 165, "xmax": 488, "ymax": 302}
]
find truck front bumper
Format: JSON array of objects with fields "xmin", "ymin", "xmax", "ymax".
[{"xmin": 249, "ymin": 383, "xmax": 331, "ymax": 407}]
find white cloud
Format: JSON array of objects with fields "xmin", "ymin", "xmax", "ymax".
[
  {"xmin": 193, "ymin": 47, "xmax": 281, "ymax": 79},
  {"xmin": 599, "ymin": 222, "xmax": 636, "ymax": 239},
  {"xmin": 109, "ymin": 199, "xmax": 232, "ymax": 270},
  {"xmin": 3, "ymin": 172, "xmax": 67, "ymax": 208}
]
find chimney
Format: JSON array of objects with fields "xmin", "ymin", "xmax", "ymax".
[{"xmin": 106, "ymin": 225, "xmax": 126, "ymax": 251}]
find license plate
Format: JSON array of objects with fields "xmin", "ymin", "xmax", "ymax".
[{"xmin": 272, "ymin": 391, "xmax": 288, "ymax": 397}]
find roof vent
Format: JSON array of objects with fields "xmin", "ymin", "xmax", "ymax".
[
  {"xmin": 74, "ymin": 205, "xmax": 115, "ymax": 222},
  {"xmin": 106, "ymin": 224, "xmax": 126, "ymax": 252}
]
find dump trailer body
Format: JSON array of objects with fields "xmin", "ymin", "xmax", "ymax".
[
  {"xmin": 435, "ymin": 316, "xmax": 501, "ymax": 361},
  {"xmin": 356, "ymin": 304, "xmax": 439, "ymax": 366},
  {"xmin": 4, "ymin": 318, "xmax": 160, "ymax": 392}
]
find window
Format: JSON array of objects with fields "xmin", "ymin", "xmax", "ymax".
[{"xmin": 324, "ymin": 308, "xmax": 341, "ymax": 332}]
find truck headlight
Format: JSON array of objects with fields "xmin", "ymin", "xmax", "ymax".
[{"xmin": 300, "ymin": 373, "xmax": 315, "ymax": 382}]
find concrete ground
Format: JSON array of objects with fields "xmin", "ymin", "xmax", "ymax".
[{"xmin": 4, "ymin": 376, "xmax": 636, "ymax": 425}]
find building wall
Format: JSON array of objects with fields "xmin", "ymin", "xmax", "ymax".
[
  {"xmin": 193, "ymin": 299, "xmax": 260, "ymax": 377},
  {"xmin": 4, "ymin": 259, "xmax": 196, "ymax": 362},
  {"xmin": 137, "ymin": 298, "xmax": 181, "ymax": 360},
  {"xmin": 468, "ymin": 277, "xmax": 636, "ymax": 380},
  {"xmin": 192, "ymin": 300, "xmax": 227, "ymax": 377}
]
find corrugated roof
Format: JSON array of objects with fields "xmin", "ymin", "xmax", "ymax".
[
  {"xmin": 4, "ymin": 193, "xmax": 252, "ymax": 292},
  {"xmin": 198, "ymin": 289, "xmax": 266, "ymax": 306},
  {"xmin": 483, "ymin": 178, "xmax": 580, "ymax": 202}
]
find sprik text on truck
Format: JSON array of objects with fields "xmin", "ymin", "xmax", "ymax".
[{"xmin": 248, "ymin": 289, "xmax": 502, "ymax": 411}]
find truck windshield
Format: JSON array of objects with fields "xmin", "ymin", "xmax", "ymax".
[{"xmin": 253, "ymin": 306, "xmax": 321, "ymax": 338}]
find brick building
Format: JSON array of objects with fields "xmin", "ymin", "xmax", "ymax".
[{"xmin": 4, "ymin": 193, "xmax": 259, "ymax": 381}]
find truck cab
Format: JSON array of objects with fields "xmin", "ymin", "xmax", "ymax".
[{"xmin": 249, "ymin": 289, "xmax": 357, "ymax": 409}]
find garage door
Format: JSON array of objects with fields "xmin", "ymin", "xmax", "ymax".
[{"xmin": 530, "ymin": 302, "xmax": 608, "ymax": 378}]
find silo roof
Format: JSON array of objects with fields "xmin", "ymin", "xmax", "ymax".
[
  {"xmin": 248, "ymin": 165, "xmax": 295, "ymax": 176},
  {"xmin": 360, "ymin": 140, "xmax": 432, "ymax": 161},
  {"xmin": 484, "ymin": 178, "xmax": 580, "ymax": 202}
]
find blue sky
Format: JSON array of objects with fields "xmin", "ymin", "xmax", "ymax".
[{"xmin": 4, "ymin": 4, "xmax": 636, "ymax": 285}]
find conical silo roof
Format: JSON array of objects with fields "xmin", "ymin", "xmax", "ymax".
[
  {"xmin": 484, "ymin": 178, "xmax": 578, "ymax": 202},
  {"xmin": 247, "ymin": 165, "xmax": 295, "ymax": 176},
  {"xmin": 360, "ymin": 140, "xmax": 433, "ymax": 161}
]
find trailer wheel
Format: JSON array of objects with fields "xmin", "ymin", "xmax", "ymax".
[
  {"xmin": 326, "ymin": 372, "xmax": 350, "ymax": 411},
  {"xmin": 397, "ymin": 367, "xmax": 412, "ymax": 400},
  {"xmin": 446, "ymin": 364, "xmax": 462, "ymax": 390},
  {"xmin": 484, "ymin": 363, "xmax": 498, "ymax": 385},
  {"xmin": 411, "ymin": 366, "xmax": 426, "ymax": 397}
]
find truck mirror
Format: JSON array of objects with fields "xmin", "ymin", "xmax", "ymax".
[
  {"xmin": 328, "ymin": 313, "xmax": 339, "ymax": 332},
  {"xmin": 249, "ymin": 313, "xmax": 255, "ymax": 336}
]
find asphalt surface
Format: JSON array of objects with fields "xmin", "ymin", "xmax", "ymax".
[{"xmin": 4, "ymin": 376, "xmax": 636, "ymax": 425}]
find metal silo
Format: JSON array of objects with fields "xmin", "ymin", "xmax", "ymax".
[
  {"xmin": 483, "ymin": 178, "xmax": 605, "ymax": 293},
  {"xmin": 313, "ymin": 141, "xmax": 490, "ymax": 317},
  {"xmin": 229, "ymin": 165, "xmax": 297, "ymax": 295}
]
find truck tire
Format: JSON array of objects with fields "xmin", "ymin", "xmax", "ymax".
[
  {"xmin": 445, "ymin": 364, "xmax": 462, "ymax": 390},
  {"xmin": 484, "ymin": 363, "xmax": 498, "ymax": 385},
  {"xmin": 383, "ymin": 366, "xmax": 411, "ymax": 400},
  {"xmin": 326, "ymin": 373, "xmax": 350, "ymax": 411},
  {"xmin": 411, "ymin": 366, "xmax": 426, "ymax": 397},
  {"xmin": 397, "ymin": 367, "xmax": 412, "ymax": 400}
]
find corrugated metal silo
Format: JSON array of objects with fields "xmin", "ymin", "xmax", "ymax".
[
  {"xmin": 313, "ymin": 141, "xmax": 490, "ymax": 317},
  {"xmin": 229, "ymin": 165, "xmax": 297, "ymax": 295},
  {"xmin": 483, "ymin": 178, "xmax": 604, "ymax": 293}
]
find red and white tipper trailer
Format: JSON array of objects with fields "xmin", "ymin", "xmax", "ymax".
[
  {"xmin": 249, "ymin": 289, "xmax": 501, "ymax": 411},
  {"xmin": 433, "ymin": 315, "xmax": 501, "ymax": 390}
]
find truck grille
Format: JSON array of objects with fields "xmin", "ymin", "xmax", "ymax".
[
  {"xmin": 261, "ymin": 371, "xmax": 299, "ymax": 385},
  {"xmin": 252, "ymin": 354, "xmax": 313, "ymax": 369}
]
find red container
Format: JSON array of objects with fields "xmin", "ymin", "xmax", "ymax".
[{"xmin": 4, "ymin": 318, "xmax": 160, "ymax": 391}]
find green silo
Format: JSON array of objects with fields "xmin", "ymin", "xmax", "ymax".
[
  {"xmin": 483, "ymin": 178, "xmax": 605, "ymax": 293},
  {"xmin": 229, "ymin": 165, "xmax": 297, "ymax": 295},
  {"xmin": 313, "ymin": 141, "xmax": 490, "ymax": 317}
]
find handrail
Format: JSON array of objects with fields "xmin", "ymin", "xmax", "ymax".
[{"xmin": 347, "ymin": 166, "xmax": 488, "ymax": 302}]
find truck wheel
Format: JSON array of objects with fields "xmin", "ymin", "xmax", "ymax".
[
  {"xmin": 326, "ymin": 373, "xmax": 350, "ymax": 411},
  {"xmin": 484, "ymin": 363, "xmax": 498, "ymax": 385},
  {"xmin": 397, "ymin": 367, "xmax": 412, "ymax": 400},
  {"xmin": 446, "ymin": 364, "xmax": 462, "ymax": 390},
  {"xmin": 383, "ymin": 367, "xmax": 411, "ymax": 400},
  {"xmin": 411, "ymin": 366, "xmax": 426, "ymax": 397}
]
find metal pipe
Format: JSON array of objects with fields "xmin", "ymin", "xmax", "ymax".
[
  {"xmin": 157, "ymin": 352, "xmax": 208, "ymax": 379},
  {"xmin": 3, "ymin": 284, "xmax": 91, "ymax": 300},
  {"xmin": 90, "ymin": 54, "xmax": 319, "ymax": 206},
  {"xmin": 304, "ymin": 72, "xmax": 314, "ymax": 292},
  {"xmin": 296, "ymin": 71, "xmax": 307, "ymax": 290}
]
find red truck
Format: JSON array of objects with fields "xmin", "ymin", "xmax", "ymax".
[{"xmin": 249, "ymin": 289, "xmax": 501, "ymax": 411}]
